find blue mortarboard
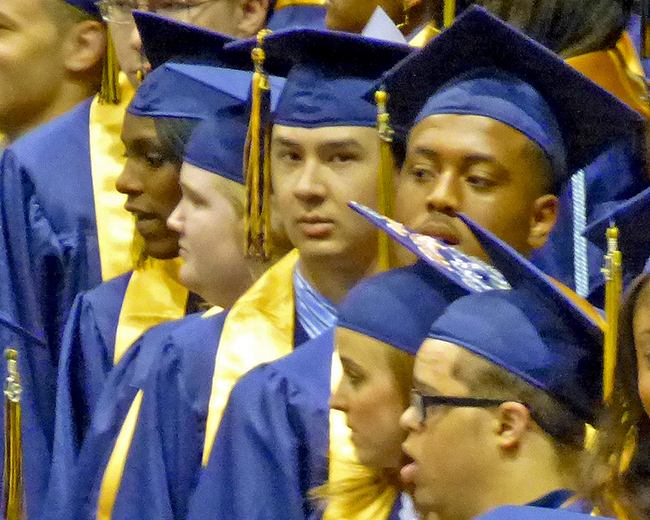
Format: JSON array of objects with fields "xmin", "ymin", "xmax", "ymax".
[
  {"xmin": 379, "ymin": 6, "xmax": 644, "ymax": 186},
  {"xmin": 178, "ymin": 63, "xmax": 285, "ymax": 184},
  {"xmin": 584, "ymin": 184, "xmax": 650, "ymax": 282},
  {"xmin": 428, "ymin": 215, "xmax": 604, "ymax": 424},
  {"xmin": 134, "ymin": 11, "xmax": 252, "ymax": 70},
  {"xmin": 349, "ymin": 201, "xmax": 604, "ymax": 424},
  {"xmin": 61, "ymin": 0, "xmax": 100, "ymax": 16},
  {"xmin": 473, "ymin": 506, "xmax": 607, "ymax": 520},
  {"xmin": 226, "ymin": 29, "xmax": 412, "ymax": 128},
  {"xmin": 338, "ymin": 262, "xmax": 472, "ymax": 356},
  {"xmin": 266, "ymin": 0, "xmax": 327, "ymax": 31}
]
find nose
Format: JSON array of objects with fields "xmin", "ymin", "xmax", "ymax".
[
  {"xmin": 400, "ymin": 405, "xmax": 420, "ymax": 432},
  {"xmin": 293, "ymin": 158, "xmax": 327, "ymax": 204},
  {"xmin": 129, "ymin": 21, "xmax": 143, "ymax": 58},
  {"xmin": 330, "ymin": 382, "xmax": 349, "ymax": 413},
  {"xmin": 425, "ymin": 171, "xmax": 460, "ymax": 217},
  {"xmin": 166, "ymin": 200, "xmax": 185, "ymax": 233},
  {"xmin": 116, "ymin": 160, "xmax": 143, "ymax": 196}
]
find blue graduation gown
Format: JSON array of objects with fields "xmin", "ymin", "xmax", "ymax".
[
  {"xmin": 46, "ymin": 272, "xmax": 132, "ymax": 519},
  {"xmin": 187, "ymin": 328, "xmax": 335, "ymax": 520},
  {"xmin": 0, "ymin": 98, "xmax": 100, "ymax": 517}
]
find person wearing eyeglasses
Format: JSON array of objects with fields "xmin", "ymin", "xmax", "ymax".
[{"xmin": 396, "ymin": 216, "xmax": 605, "ymax": 520}]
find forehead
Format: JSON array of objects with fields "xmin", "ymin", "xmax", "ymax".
[
  {"xmin": 271, "ymin": 124, "xmax": 379, "ymax": 148},
  {"xmin": 121, "ymin": 113, "xmax": 159, "ymax": 142},
  {"xmin": 336, "ymin": 327, "xmax": 392, "ymax": 368},
  {"xmin": 414, "ymin": 339, "xmax": 468, "ymax": 395},
  {"xmin": 1, "ymin": 0, "xmax": 46, "ymax": 21},
  {"xmin": 406, "ymin": 113, "xmax": 535, "ymax": 164}
]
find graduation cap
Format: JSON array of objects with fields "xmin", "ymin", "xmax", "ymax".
[
  {"xmin": 61, "ymin": 0, "xmax": 100, "ymax": 16},
  {"xmin": 338, "ymin": 202, "xmax": 511, "ymax": 356},
  {"xmin": 349, "ymin": 201, "xmax": 604, "ymax": 425},
  {"xmin": 266, "ymin": 0, "xmax": 327, "ymax": 31},
  {"xmin": 226, "ymin": 29, "xmax": 412, "ymax": 128},
  {"xmin": 379, "ymin": 6, "xmax": 645, "ymax": 188},
  {"xmin": 134, "ymin": 11, "xmax": 252, "ymax": 71},
  {"xmin": 180, "ymin": 64, "xmax": 285, "ymax": 184},
  {"xmin": 584, "ymin": 183, "xmax": 650, "ymax": 284}
]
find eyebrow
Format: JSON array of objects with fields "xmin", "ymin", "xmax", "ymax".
[
  {"xmin": 340, "ymin": 355, "xmax": 365, "ymax": 373},
  {"xmin": 409, "ymin": 146, "xmax": 499, "ymax": 166},
  {"xmin": 413, "ymin": 377, "xmax": 441, "ymax": 396}
]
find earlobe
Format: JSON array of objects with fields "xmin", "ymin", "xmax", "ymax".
[
  {"xmin": 496, "ymin": 402, "xmax": 531, "ymax": 450},
  {"xmin": 237, "ymin": 0, "xmax": 270, "ymax": 37},
  {"xmin": 63, "ymin": 20, "xmax": 107, "ymax": 73},
  {"xmin": 527, "ymin": 194, "xmax": 558, "ymax": 251}
]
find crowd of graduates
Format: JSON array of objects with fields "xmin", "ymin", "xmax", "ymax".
[{"xmin": 2, "ymin": 0, "xmax": 650, "ymax": 519}]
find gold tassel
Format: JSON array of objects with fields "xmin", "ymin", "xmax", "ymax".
[
  {"xmin": 443, "ymin": 0, "xmax": 456, "ymax": 28},
  {"xmin": 602, "ymin": 224, "xmax": 622, "ymax": 404},
  {"xmin": 374, "ymin": 89, "xmax": 396, "ymax": 272},
  {"xmin": 643, "ymin": 0, "xmax": 650, "ymax": 60},
  {"xmin": 3, "ymin": 349, "xmax": 23, "ymax": 520},
  {"xmin": 99, "ymin": 30, "xmax": 121, "ymax": 105},
  {"xmin": 244, "ymin": 29, "xmax": 273, "ymax": 261}
]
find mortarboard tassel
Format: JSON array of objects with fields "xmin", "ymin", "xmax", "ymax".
[
  {"xmin": 602, "ymin": 224, "xmax": 622, "ymax": 404},
  {"xmin": 99, "ymin": 30, "xmax": 122, "ymax": 105},
  {"xmin": 244, "ymin": 29, "xmax": 273, "ymax": 261},
  {"xmin": 375, "ymin": 89, "xmax": 396, "ymax": 271},
  {"xmin": 443, "ymin": 0, "xmax": 456, "ymax": 28},
  {"xmin": 2, "ymin": 349, "xmax": 23, "ymax": 520}
]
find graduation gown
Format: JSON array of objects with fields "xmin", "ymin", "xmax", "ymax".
[
  {"xmin": 46, "ymin": 260, "xmax": 190, "ymax": 520},
  {"xmin": 188, "ymin": 328, "xmax": 334, "ymax": 520},
  {"xmin": 0, "ymin": 78, "xmax": 133, "ymax": 516}
]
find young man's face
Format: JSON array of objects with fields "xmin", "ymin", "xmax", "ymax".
[
  {"xmin": 271, "ymin": 124, "xmax": 380, "ymax": 267},
  {"xmin": 0, "ymin": 0, "xmax": 69, "ymax": 139},
  {"xmin": 400, "ymin": 339, "xmax": 495, "ymax": 520},
  {"xmin": 395, "ymin": 113, "xmax": 557, "ymax": 262},
  {"xmin": 116, "ymin": 113, "xmax": 182, "ymax": 259}
]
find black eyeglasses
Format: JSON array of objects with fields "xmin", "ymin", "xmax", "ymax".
[{"xmin": 410, "ymin": 389, "xmax": 526, "ymax": 424}]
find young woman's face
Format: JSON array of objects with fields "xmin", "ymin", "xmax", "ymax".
[
  {"xmin": 331, "ymin": 327, "xmax": 410, "ymax": 471},
  {"xmin": 167, "ymin": 163, "xmax": 251, "ymax": 307},
  {"xmin": 634, "ymin": 282, "xmax": 650, "ymax": 415}
]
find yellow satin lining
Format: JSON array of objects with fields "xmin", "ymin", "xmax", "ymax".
[
  {"xmin": 202, "ymin": 250, "xmax": 299, "ymax": 465},
  {"xmin": 324, "ymin": 352, "xmax": 397, "ymax": 520},
  {"xmin": 90, "ymin": 72, "xmax": 137, "ymax": 282},
  {"xmin": 274, "ymin": 0, "xmax": 325, "ymax": 9},
  {"xmin": 113, "ymin": 258, "xmax": 189, "ymax": 365},
  {"xmin": 408, "ymin": 22, "xmax": 440, "ymax": 48},
  {"xmin": 567, "ymin": 33, "xmax": 649, "ymax": 119},
  {"xmin": 96, "ymin": 390, "xmax": 144, "ymax": 520}
]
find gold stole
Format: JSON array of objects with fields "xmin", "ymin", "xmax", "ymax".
[
  {"xmin": 202, "ymin": 249, "xmax": 300, "ymax": 464},
  {"xmin": 324, "ymin": 354, "xmax": 397, "ymax": 520},
  {"xmin": 408, "ymin": 22, "xmax": 440, "ymax": 48},
  {"xmin": 113, "ymin": 258, "xmax": 190, "ymax": 364},
  {"xmin": 567, "ymin": 33, "xmax": 650, "ymax": 119},
  {"xmin": 89, "ymin": 73, "xmax": 137, "ymax": 282}
]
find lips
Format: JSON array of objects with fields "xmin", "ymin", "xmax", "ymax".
[
  {"xmin": 401, "ymin": 445, "xmax": 418, "ymax": 484},
  {"xmin": 412, "ymin": 220, "xmax": 460, "ymax": 246},
  {"xmin": 296, "ymin": 215, "xmax": 335, "ymax": 238}
]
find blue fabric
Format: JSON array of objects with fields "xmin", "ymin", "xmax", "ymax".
[
  {"xmin": 415, "ymin": 68, "xmax": 566, "ymax": 181},
  {"xmin": 293, "ymin": 268, "xmax": 337, "ymax": 339},
  {"xmin": 61, "ymin": 0, "xmax": 100, "ymax": 15},
  {"xmin": 0, "ymin": 97, "xmax": 101, "ymax": 518},
  {"xmin": 380, "ymin": 6, "xmax": 644, "ymax": 182},
  {"xmin": 187, "ymin": 328, "xmax": 335, "ymax": 520},
  {"xmin": 225, "ymin": 29, "xmax": 411, "ymax": 128},
  {"xmin": 266, "ymin": 5, "xmax": 327, "ymax": 31},
  {"xmin": 55, "ymin": 315, "xmax": 194, "ymax": 520},
  {"xmin": 45, "ymin": 272, "xmax": 132, "ymax": 520},
  {"xmin": 337, "ymin": 261, "xmax": 468, "ymax": 355}
]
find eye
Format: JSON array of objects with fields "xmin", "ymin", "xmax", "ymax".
[
  {"xmin": 145, "ymin": 153, "xmax": 168, "ymax": 169},
  {"xmin": 465, "ymin": 173, "xmax": 497, "ymax": 190},
  {"xmin": 330, "ymin": 152, "xmax": 357, "ymax": 164}
]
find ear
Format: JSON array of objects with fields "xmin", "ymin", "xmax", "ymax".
[
  {"xmin": 63, "ymin": 20, "xmax": 107, "ymax": 73},
  {"xmin": 494, "ymin": 401, "xmax": 532, "ymax": 450},
  {"xmin": 527, "ymin": 194, "xmax": 558, "ymax": 251},
  {"xmin": 235, "ymin": 0, "xmax": 270, "ymax": 37}
]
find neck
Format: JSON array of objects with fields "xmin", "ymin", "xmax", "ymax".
[
  {"xmin": 2, "ymin": 78, "xmax": 98, "ymax": 143},
  {"xmin": 297, "ymin": 254, "xmax": 379, "ymax": 304}
]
